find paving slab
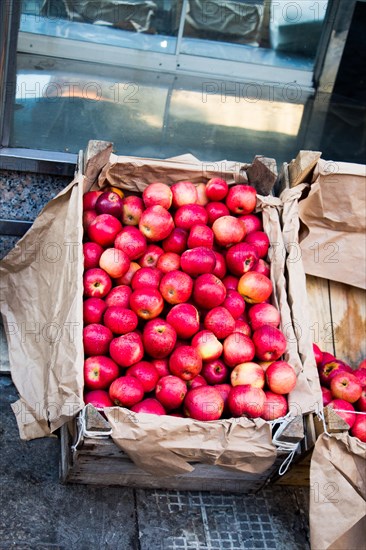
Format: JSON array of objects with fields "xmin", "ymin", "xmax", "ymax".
[{"xmin": 1, "ymin": 376, "xmax": 310, "ymax": 550}]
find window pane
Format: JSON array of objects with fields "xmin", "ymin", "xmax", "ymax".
[
  {"xmin": 181, "ymin": 0, "xmax": 329, "ymax": 68},
  {"xmin": 20, "ymin": 0, "xmax": 182, "ymax": 54},
  {"xmin": 11, "ymin": 54, "xmax": 309, "ymax": 165}
]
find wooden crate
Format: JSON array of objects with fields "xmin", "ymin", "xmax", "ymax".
[{"xmin": 60, "ymin": 412, "xmax": 313, "ymax": 492}]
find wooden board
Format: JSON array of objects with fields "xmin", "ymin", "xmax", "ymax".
[
  {"xmin": 329, "ymin": 281, "xmax": 366, "ymax": 367},
  {"xmin": 306, "ymin": 275, "xmax": 334, "ymax": 355}
]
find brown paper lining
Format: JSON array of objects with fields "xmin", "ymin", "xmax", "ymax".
[
  {"xmin": 297, "ymin": 159, "xmax": 366, "ymax": 290},
  {"xmin": 310, "ymin": 432, "xmax": 366, "ymax": 550}
]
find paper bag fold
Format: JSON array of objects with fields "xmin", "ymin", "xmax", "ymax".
[
  {"xmin": 310, "ymin": 432, "xmax": 366, "ymax": 550},
  {"xmin": 298, "ymin": 160, "xmax": 366, "ymax": 290}
]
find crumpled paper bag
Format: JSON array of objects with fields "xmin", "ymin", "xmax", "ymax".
[
  {"xmin": 310, "ymin": 432, "xmax": 366, "ymax": 549},
  {"xmin": 298, "ymin": 160, "xmax": 366, "ymax": 290}
]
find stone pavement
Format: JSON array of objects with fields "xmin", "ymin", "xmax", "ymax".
[{"xmin": 0, "ymin": 375, "xmax": 310, "ymax": 550}]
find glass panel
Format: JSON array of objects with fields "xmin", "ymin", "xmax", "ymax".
[
  {"xmin": 20, "ymin": 0, "xmax": 182, "ymax": 54},
  {"xmin": 11, "ymin": 54, "xmax": 309, "ymax": 165},
  {"xmin": 181, "ymin": 0, "xmax": 330, "ymax": 68}
]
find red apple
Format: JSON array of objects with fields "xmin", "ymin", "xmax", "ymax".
[
  {"xmin": 151, "ymin": 359, "xmax": 170, "ymax": 379},
  {"xmin": 142, "ymin": 318, "xmax": 177, "ymax": 358},
  {"xmin": 261, "ymin": 391, "xmax": 288, "ymax": 421},
  {"xmin": 354, "ymin": 369, "xmax": 366, "ymax": 387},
  {"xmin": 83, "ymin": 210, "xmax": 98, "ymax": 231},
  {"xmin": 213, "ymin": 383, "xmax": 232, "ymax": 415},
  {"xmin": 318, "ymin": 360, "xmax": 353, "ymax": 387},
  {"xmin": 313, "ymin": 343, "xmax": 323, "ymax": 365},
  {"xmin": 320, "ymin": 352, "xmax": 336, "ymax": 367},
  {"xmin": 169, "ymin": 345, "xmax": 203, "ymax": 381},
  {"xmin": 99, "ymin": 248, "xmax": 130, "ymax": 279},
  {"xmin": 356, "ymin": 388, "xmax": 366, "ymax": 412},
  {"xmin": 166, "ymin": 303, "xmax": 200, "ymax": 339},
  {"xmin": 83, "ymin": 190, "xmax": 103, "ymax": 211},
  {"xmin": 205, "ymin": 177, "xmax": 229, "ymax": 201},
  {"xmin": 83, "ymin": 323, "xmax": 113, "ymax": 356},
  {"xmin": 142, "ymin": 182, "xmax": 173, "ymax": 210},
  {"xmin": 83, "ymin": 297, "xmax": 107, "ymax": 325},
  {"xmin": 204, "ymin": 307, "xmax": 235, "ymax": 339},
  {"xmin": 193, "ymin": 274, "xmax": 226, "ymax": 308},
  {"xmin": 105, "ymin": 285, "xmax": 132, "ymax": 308},
  {"xmin": 223, "ymin": 275, "xmax": 239, "ymax": 291},
  {"xmin": 226, "ymin": 243, "xmax": 259, "ymax": 276},
  {"xmin": 88, "ymin": 214, "xmax": 123, "ymax": 247},
  {"xmin": 103, "ymin": 306, "xmax": 138, "ymax": 335},
  {"xmin": 131, "ymin": 398, "xmax": 166, "ymax": 415},
  {"xmin": 212, "ymin": 251, "xmax": 227, "ymax": 279},
  {"xmin": 196, "ymin": 183, "xmax": 209, "ymax": 206},
  {"xmin": 252, "ymin": 259, "xmax": 270, "ymax": 277},
  {"xmin": 330, "ymin": 372, "xmax": 362, "ymax": 403},
  {"xmin": 174, "ymin": 204, "xmax": 208, "ymax": 230},
  {"xmin": 171, "ymin": 181, "xmax": 197, "ymax": 208},
  {"xmin": 238, "ymin": 272, "xmax": 273, "ymax": 304},
  {"xmin": 159, "ymin": 270, "xmax": 193, "ymax": 304},
  {"xmin": 222, "ymin": 290, "xmax": 246, "ymax": 319},
  {"xmin": 192, "ymin": 330, "xmax": 223, "ymax": 361},
  {"xmin": 84, "ymin": 389, "xmax": 114, "ymax": 408},
  {"xmin": 155, "ymin": 375, "xmax": 188, "ymax": 410},
  {"xmin": 115, "ymin": 261, "xmax": 141, "ymax": 286},
  {"xmin": 212, "ymin": 216, "xmax": 245, "ymax": 247},
  {"xmin": 238, "ymin": 214, "xmax": 262, "ymax": 235},
  {"xmin": 114, "ymin": 226, "xmax": 147, "ymax": 260},
  {"xmin": 248, "ymin": 303, "xmax": 281, "ymax": 331},
  {"xmin": 359, "ymin": 359, "xmax": 366, "ymax": 369},
  {"xmin": 84, "ymin": 356, "xmax": 120, "ymax": 390},
  {"xmin": 201, "ymin": 359, "xmax": 229, "ymax": 385},
  {"xmin": 266, "ymin": 361, "xmax": 297, "ymax": 394},
  {"xmin": 321, "ymin": 386, "xmax": 333, "ymax": 406},
  {"xmin": 109, "ymin": 332, "xmax": 144, "ymax": 368},
  {"xmin": 233, "ymin": 319, "xmax": 252, "ymax": 337},
  {"xmin": 184, "ymin": 386, "xmax": 224, "ymax": 421},
  {"xmin": 181, "ymin": 247, "xmax": 216, "ymax": 277},
  {"xmin": 228, "ymin": 385, "xmax": 266, "ymax": 418},
  {"xmin": 139, "ymin": 205, "xmax": 174, "ymax": 241},
  {"xmin": 222, "ymin": 332, "xmax": 255, "ymax": 367},
  {"xmin": 109, "ymin": 376, "xmax": 144, "ymax": 407},
  {"xmin": 95, "ymin": 191, "xmax": 123, "ymax": 218},
  {"xmin": 245, "ymin": 231, "xmax": 270, "ymax": 259},
  {"xmin": 83, "ymin": 268, "xmax": 112, "ymax": 298},
  {"xmin": 83, "ymin": 242, "xmax": 104, "ymax": 269},
  {"xmin": 230, "ymin": 362, "xmax": 265, "ymax": 388},
  {"xmin": 122, "ymin": 195, "xmax": 144, "ymax": 226},
  {"xmin": 187, "ymin": 224, "xmax": 214, "ymax": 249},
  {"xmin": 253, "ymin": 325, "xmax": 287, "ymax": 362},
  {"xmin": 226, "ymin": 185, "xmax": 257, "ymax": 215},
  {"xmin": 188, "ymin": 375, "xmax": 208, "ymax": 389},
  {"xmin": 126, "ymin": 361, "xmax": 160, "ymax": 393},
  {"xmin": 162, "ymin": 228, "xmax": 188, "ymax": 254},
  {"xmin": 139, "ymin": 244, "xmax": 164, "ymax": 268},
  {"xmin": 205, "ymin": 202, "xmax": 230, "ymax": 225},
  {"xmin": 131, "ymin": 267, "xmax": 162, "ymax": 290},
  {"xmin": 327, "ymin": 399, "xmax": 356, "ymax": 428},
  {"xmin": 129, "ymin": 287, "xmax": 164, "ymax": 320},
  {"xmin": 350, "ymin": 415, "xmax": 366, "ymax": 442},
  {"xmin": 157, "ymin": 252, "xmax": 181, "ymax": 273}
]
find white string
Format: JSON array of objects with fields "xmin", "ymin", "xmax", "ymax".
[
  {"xmin": 71, "ymin": 407, "xmax": 112, "ymax": 453},
  {"xmin": 269, "ymin": 413, "xmax": 301, "ymax": 475},
  {"xmin": 332, "ymin": 409, "xmax": 366, "ymax": 415}
]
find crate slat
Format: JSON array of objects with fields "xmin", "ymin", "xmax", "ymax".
[{"xmin": 329, "ymin": 281, "xmax": 366, "ymax": 367}]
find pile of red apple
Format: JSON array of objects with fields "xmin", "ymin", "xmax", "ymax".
[
  {"xmin": 314, "ymin": 344, "xmax": 366, "ymax": 442},
  {"xmin": 82, "ymin": 179, "xmax": 298, "ymax": 422}
]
